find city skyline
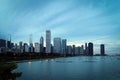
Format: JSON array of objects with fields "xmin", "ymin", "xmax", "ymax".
[
  {"xmin": 0, "ymin": 30, "xmax": 105, "ymax": 56},
  {"xmin": 0, "ymin": 0, "xmax": 120, "ymax": 54}
]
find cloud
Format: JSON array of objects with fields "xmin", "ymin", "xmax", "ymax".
[{"xmin": 0, "ymin": 0, "xmax": 120, "ymax": 53}]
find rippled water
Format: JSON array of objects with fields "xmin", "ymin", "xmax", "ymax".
[{"xmin": 15, "ymin": 56, "xmax": 120, "ymax": 80}]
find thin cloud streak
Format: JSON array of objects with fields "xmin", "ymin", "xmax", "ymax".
[{"xmin": 0, "ymin": 0, "xmax": 120, "ymax": 53}]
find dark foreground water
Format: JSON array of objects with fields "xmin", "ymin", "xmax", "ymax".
[{"xmin": 15, "ymin": 56, "xmax": 120, "ymax": 80}]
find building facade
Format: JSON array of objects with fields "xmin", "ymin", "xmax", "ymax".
[
  {"xmin": 54, "ymin": 38, "xmax": 61, "ymax": 54},
  {"xmin": 100, "ymin": 44, "xmax": 105, "ymax": 56},
  {"xmin": 40, "ymin": 36, "xmax": 44, "ymax": 53},
  {"xmin": 62, "ymin": 39, "xmax": 67, "ymax": 54},
  {"xmin": 88, "ymin": 42, "xmax": 93, "ymax": 56},
  {"xmin": 35, "ymin": 43, "xmax": 40, "ymax": 53},
  {"xmin": 46, "ymin": 30, "xmax": 51, "ymax": 53}
]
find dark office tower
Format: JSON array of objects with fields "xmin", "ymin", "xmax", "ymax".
[
  {"xmin": 23, "ymin": 43, "xmax": 29, "ymax": 53},
  {"xmin": 62, "ymin": 39, "xmax": 67, "ymax": 54},
  {"xmin": 51, "ymin": 44, "xmax": 53, "ymax": 53},
  {"xmin": 72, "ymin": 45, "xmax": 75, "ymax": 55},
  {"xmin": 85, "ymin": 43, "xmax": 88, "ymax": 55},
  {"xmin": 40, "ymin": 36, "xmax": 44, "ymax": 53},
  {"xmin": 88, "ymin": 42, "xmax": 93, "ymax": 56},
  {"xmin": 100, "ymin": 44, "xmax": 105, "ymax": 56}
]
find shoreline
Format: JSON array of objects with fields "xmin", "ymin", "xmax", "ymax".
[
  {"xmin": 6, "ymin": 55, "xmax": 115, "ymax": 63},
  {"xmin": 1, "ymin": 52, "xmax": 119, "ymax": 63}
]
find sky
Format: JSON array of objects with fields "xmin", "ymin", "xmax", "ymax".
[{"xmin": 0, "ymin": 0, "xmax": 120, "ymax": 54}]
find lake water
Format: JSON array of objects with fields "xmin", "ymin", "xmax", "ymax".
[{"xmin": 15, "ymin": 56, "xmax": 120, "ymax": 80}]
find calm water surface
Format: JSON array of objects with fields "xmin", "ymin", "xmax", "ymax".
[{"xmin": 15, "ymin": 56, "xmax": 120, "ymax": 80}]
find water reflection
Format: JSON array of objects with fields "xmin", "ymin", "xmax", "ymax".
[
  {"xmin": 28, "ymin": 61, "xmax": 31, "ymax": 64},
  {"xmin": 15, "ymin": 56, "xmax": 120, "ymax": 80}
]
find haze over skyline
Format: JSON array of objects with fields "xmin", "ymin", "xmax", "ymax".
[{"xmin": 0, "ymin": 0, "xmax": 120, "ymax": 54}]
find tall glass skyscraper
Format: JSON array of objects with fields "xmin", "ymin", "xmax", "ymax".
[
  {"xmin": 62, "ymin": 39, "xmax": 67, "ymax": 54},
  {"xmin": 29, "ymin": 34, "xmax": 33, "ymax": 53},
  {"xmin": 46, "ymin": 30, "xmax": 51, "ymax": 53},
  {"xmin": 54, "ymin": 37, "xmax": 61, "ymax": 53}
]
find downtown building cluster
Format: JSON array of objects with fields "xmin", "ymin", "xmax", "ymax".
[{"xmin": 0, "ymin": 30, "xmax": 105, "ymax": 56}]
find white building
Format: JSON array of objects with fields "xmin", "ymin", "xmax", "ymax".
[
  {"xmin": 54, "ymin": 37, "xmax": 61, "ymax": 54},
  {"xmin": 46, "ymin": 30, "xmax": 51, "ymax": 53},
  {"xmin": 35, "ymin": 43, "xmax": 40, "ymax": 53}
]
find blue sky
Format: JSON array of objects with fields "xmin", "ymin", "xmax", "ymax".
[{"xmin": 0, "ymin": 0, "xmax": 120, "ymax": 54}]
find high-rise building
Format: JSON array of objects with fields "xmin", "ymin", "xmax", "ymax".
[
  {"xmin": 51, "ymin": 44, "xmax": 53, "ymax": 53},
  {"xmin": 75, "ymin": 47, "xmax": 79, "ymax": 55},
  {"xmin": 40, "ymin": 36, "xmax": 44, "ymax": 53},
  {"xmin": 72, "ymin": 45, "xmax": 75, "ymax": 55},
  {"xmin": 14, "ymin": 43, "xmax": 19, "ymax": 53},
  {"xmin": 100, "ymin": 44, "xmax": 105, "ymax": 56},
  {"xmin": 88, "ymin": 42, "xmax": 93, "ymax": 56},
  {"xmin": 85, "ymin": 43, "xmax": 88, "ymax": 55},
  {"xmin": 62, "ymin": 39, "xmax": 67, "ymax": 54},
  {"xmin": 35, "ymin": 43, "xmax": 40, "ymax": 53},
  {"xmin": 67, "ymin": 45, "xmax": 72, "ymax": 54},
  {"xmin": 46, "ymin": 30, "xmax": 51, "ymax": 53},
  {"xmin": 29, "ymin": 34, "xmax": 34, "ymax": 53},
  {"xmin": 0, "ymin": 39, "xmax": 6, "ymax": 53},
  {"xmin": 23, "ymin": 43, "xmax": 29, "ymax": 53},
  {"xmin": 19, "ymin": 41, "xmax": 23, "ymax": 53},
  {"xmin": 19, "ymin": 41, "xmax": 22, "ymax": 49},
  {"xmin": 54, "ymin": 37, "xmax": 61, "ymax": 54},
  {"xmin": 80, "ymin": 45, "xmax": 84, "ymax": 54}
]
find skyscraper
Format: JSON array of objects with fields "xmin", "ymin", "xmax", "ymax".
[
  {"xmin": 80, "ymin": 45, "xmax": 84, "ymax": 54},
  {"xmin": 29, "ymin": 34, "xmax": 33, "ymax": 53},
  {"xmin": 19, "ymin": 41, "xmax": 23, "ymax": 53},
  {"xmin": 72, "ymin": 45, "xmax": 75, "ymax": 55},
  {"xmin": 23, "ymin": 43, "xmax": 29, "ymax": 53},
  {"xmin": 85, "ymin": 43, "xmax": 88, "ymax": 55},
  {"xmin": 54, "ymin": 37, "xmax": 61, "ymax": 53},
  {"xmin": 100, "ymin": 44, "xmax": 105, "ymax": 56},
  {"xmin": 75, "ymin": 47, "xmax": 79, "ymax": 55},
  {"xmin": 40, "ymin": 36, "xmax": 44, "ymax": 53},
  {"xmin": 67, "ymin": 45, "xmax": 72, "ymax": 54},
  {"xmin": 46, "ymin": 30, "xmax": 51, "ymax": 53},
  {"xmin": 35, "ymin": 43, "xmax": 40, "ymax": 53},
  {"xmin": 62, "ymin": 39, "xmax": 67, "ymax": 54},
  {"xmin": 88, "ymin": 42, "xmax": 93, "ymax": 56}
]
